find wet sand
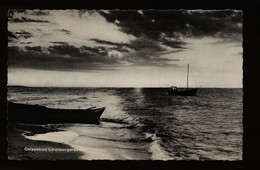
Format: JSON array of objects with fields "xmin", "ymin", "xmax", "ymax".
[
  {"xmin": 24, "ymin": 123, "xmax": 151, "ymax": 160},
  {"xmin": 7, "ymin": 123, "xmax": 83, "ymax": 160}
]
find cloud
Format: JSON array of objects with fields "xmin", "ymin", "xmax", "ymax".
[
  {"xmin": 32, "ymin": 10, "xmax": 50, "ymax": 16},
  {"xmin": 99, "ymin": 10, "xmax": 242, "ymax": 42},
  {"xmin": 160, "ymin": 34, "xmax": 186, "ymax": 49},
  {"xmin": 10, "ymin": 17, "xmax": 49, "ymax": 23},
  {"xmin": 8, "ymin": 31, "xmax": 17, "ymax": 39},
  {"xmin": 58, "ymin": 29, "xmax": 71, "ymax": 34},
  {"xmin": 50, "ymin": 41, "xmax": 69, "ymax": 45},
  {"xmin": 7, "ymin": 10, "xmax": 242, "ymax": 72},
  {"xmin": 90, "ymin": 38, "xmax": 130, "ymax": 52},
  {"xmin": 92, "ymin": 36, "xmax": 165, "ymax": 52},
  {"xmin": 47, "ymin": 44, "xmax": 110, "ymax": 62},
  {"xmin": 91, "ymin": 36, "xmax": 180, "ymax": 66},
  {"xmin": 8, "ymin": 31, "xmax": 17, "ymax": 42},
  {"xmin": 123, "ymin": 52, "xmax": 173, "ymax": 66},
  {"xmin": 162, "ymin": 39, "xmax": 186, "ymax": 49},
  {"xmin": 91, "ymin": 38, "xmax": 128, "ymax": 47},
  {"xmin": 108, "ymin": 50, "xmax": 123, "ymax": 59},
  {"xmin": 47, "ymin": 10, "xmax": 134, "ymax": 44},
  {"xmin": 8, "ymin": 39, "xmax": 177, "ymax": 71},
  {"xmin": 123, "ymin": 44, "xmax": 174, "ymax": 66},
  {"xmin": 81, "ymin": 46, "xmax": 107, "ymax": 55},
  {"xmin": 20, "ymin": 42, "xmax": 32, "ymax": 44},
  {"xmin": 48, "ymin": 45, "xmax": 80, "ymax": 56},
  {"xmin": 15, "ymin": 31, "xmax": 32, "ymax": 39},
  {"xmin": 8, "ymin": 44, "xmax": 124, "ymax": 71},
  {"xmin": 25, "ymin": 46, "xmax": 42, "ymax": 52},
  {"xmin": 128, "ymin": 36, "xmax": 164, "ymax": 51}
]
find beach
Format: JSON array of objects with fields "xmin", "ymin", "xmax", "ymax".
[{"xmin": 7, "ymin": 123, "xmax": 83, "ymax": 160}]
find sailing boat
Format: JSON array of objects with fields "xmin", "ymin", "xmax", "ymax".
[{"xmin": 168, "ymin": 64, "xmax": 198, "ymax": 96}]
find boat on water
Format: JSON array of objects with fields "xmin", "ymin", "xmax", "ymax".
[
  {"xmin": 168, "ymin": 64, "xmax": 198, "ymax": 96},
  {"xmin": 168, "ymin": 86, "xmax": 197, "ymax": 96},
  {"xmin": 8, "ymin": 101, "xmax": 105, "ymax": 124}
]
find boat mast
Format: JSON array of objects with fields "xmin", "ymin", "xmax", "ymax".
[{"xmin": 187, "ymin": 64, "xmax": 189, "ymax": 90}]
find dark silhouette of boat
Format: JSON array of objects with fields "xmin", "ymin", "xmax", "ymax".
[
  {"xmin": 8, "ymin": 101, "xmax": 105, "ymax": 124},
  {"xmin": 168, "ymin": 86, "xmax": 197, "ymax": 96},
  {"xmin": 168, "ymin": 64, "xmax": 198, "ymax": 96}
]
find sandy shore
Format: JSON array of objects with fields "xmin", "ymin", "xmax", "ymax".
[{"xmin": 7, "ymin": 123, "xmax": 83, "ymax": 160}]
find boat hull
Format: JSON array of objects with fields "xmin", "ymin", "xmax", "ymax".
[
  {"xmin": 8, "ymin": 101, "xmax": 105, "ymax": 124},
  {"xmin": 168, "ymin": 88, "xmax": 198, "ymax": 96}
]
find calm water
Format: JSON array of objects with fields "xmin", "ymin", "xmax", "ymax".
[{"xmin": 7, "ymin": 87, "xmax": 243, "ymax": 160}]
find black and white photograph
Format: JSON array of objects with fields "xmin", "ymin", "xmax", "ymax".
[{"xmin": 7, "ymin": 9, "xmax": 243, "ymax": 160}]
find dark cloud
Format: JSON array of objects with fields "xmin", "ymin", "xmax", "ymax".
[
  {"xmin": 58, "ymin": 29, "xmax": 71, "ymax": 34},
  {"xmin": 8, "ymin": 9, "xmax": 25, "ymax": 18},
  {"xmin": 32, "ymin": 10, "xmax": 50, "ymax": 16},
  {"xmin": 91, "ymin": 37, "xmax": 177, "ymax": 66},
  {"xmin": 8, "ymin": 31, "xmax": 17, "ymax": 42},
  {"xmin": 20, "ymin": 42, "xmax": 32, "ymax": 44},
  {"xmin": 99, "ymin": 10, "xmax": 160, "ymax": 40},
  {"xmin": 8, "ymin": 10, "xmax": 49, "ymax": 20},
  {"xmin": 81, "ymin": 46, "xmax": 108, "ymax": 55},
  {"xmin": 48, "ymin": 45, "xmax": 80, "ymax": 56},
  {"xmin": 110, "ymin": 36, "xmax": 177, "ymax": 66},
  {"xmin": 91, "ymin": 38, "xmax": 128, "ymax": 47},
  {"xmin": 8, "ymin": 40, "xmax": 178, "ymax": 71},
  {"xmin": 128, "ymin": 36, "xmax": 164, "ymax": 51},
  {"xmin": 99, "ymin": 10, "xmax": 242, "ymax": 43},
  {"xmin": 99, "ymin": 10, "xmax": 188, "ymax": 50},
  {"xmin": 15, "ymin": 31, "xmax": 32, "ymax": 39},
  {"xmin": 91, "ymin": 36, "xmax": 165, "ymax": 52},
  {"xmin": 50, "ymin": 41, "xmax": 69, "ymax": 45},
  {"xmin": 10, "ymin": 17, "xmax": 49, "ymax": 23},
  {"xmin": 178, "ymin": 11, "xmax": 242, "ymax": 37},
  {"xmin": 8, "ymin": 31, "xmax": 17, "ymax": 39},
  {"xmin": 8, "ymin": 43, "xmax": 129, "ymax": 71},
  {"xmin": 90, "ymin": 38, "xmax": 130, "ymax": 52},
  {"xmin": 110, "ymin": 47, "xmax": 129, "ymax": 53},
  {"xmin": 8, "ymin": 45, "xmax": 119, "ymax": 71},
  {"xmin": 161, "ymin": 39, "xmax": 186, "ymax": 49},
  {"xmin": 25, "ymin": 46, "xmax": 42, "ymax": 53}
]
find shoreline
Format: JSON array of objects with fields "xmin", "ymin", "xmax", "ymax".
[{"xmin": 7, "ymin": 123, "xmax": 83, "ymax": 160}]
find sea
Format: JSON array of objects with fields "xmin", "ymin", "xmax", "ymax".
[{"xmin": 7, "ymin": 86, "xmax": 243, "ymax": 160}]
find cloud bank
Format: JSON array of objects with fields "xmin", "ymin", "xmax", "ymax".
[{"xmin": 8, "ymin": 10, "xmax": 242, "ymax": 71}]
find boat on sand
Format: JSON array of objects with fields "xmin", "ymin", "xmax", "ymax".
[{"xmin": 8, "ymin": 101, "xmax": 105, "ymax": 124}]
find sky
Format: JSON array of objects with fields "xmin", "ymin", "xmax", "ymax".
[{"xmin": 7, "ymin": 10, "xmax": 243, "ymax": 88}]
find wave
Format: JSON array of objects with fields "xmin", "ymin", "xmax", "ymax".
[
  {"xmin": 145, "ymin": 133, "xmax": 172, "ymax": 160},
  {"xmin": 100, "ymin": 118, "xmax": 129, "ymax": 125},
  {"xmin": 101, "ymin": 109, "xmax": 145, "ymax": 130}
]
